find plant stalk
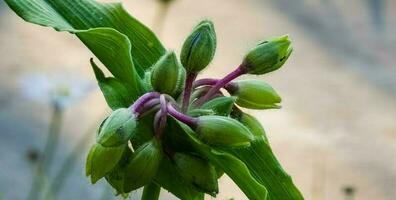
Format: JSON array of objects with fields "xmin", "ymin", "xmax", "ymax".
[
  {"xmin": 193, "ymin": 78, "xmax": 218, "ymax": 88},
  {"xmin": 195, "ymin": 65, "xmax": 246, "ymax": 106},
  {"xmin": 181, "ymin": 73, "xmax": 197, "ymax": 113},
  {"xmin": 132, "ymin": 92, "xmax": 160, "ymax": 116},
  {"xmin": 167, "ymin": 103, "xmax": 198, "ymax": 128},
  {"xmin": 27, "ymin": 102, "xmax": 63, "ymax": 200}
]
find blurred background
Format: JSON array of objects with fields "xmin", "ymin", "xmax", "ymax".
[{"xmin": 0, "ymin": 0, "xmax": 395, "ymax": 199}]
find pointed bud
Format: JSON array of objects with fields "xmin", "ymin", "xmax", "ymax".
[
  {"xmin": 226, "ymin": 80, "xmax": 281, "ymax": 109},
  {"xmin": 188, "ymin": 108, "xmax": 216, "ymax": 117},
  {"xmin": 180, "ymin": 20, "xmax": 216, "ymax": 73},
  {"xmin": 201, "ymin": 96, "xmax": 236, "ymax": 116},
  {"xmin": 123, "ymin": 139, "xmax": 163, "ymax": 192},
  {"xmin": 174, "ymin": 153, "xmax": 218, "ymax": 196},
  {"xmin": 85, "ymin": 143, "xmax": 126, "ymax": 184},
  {"xmin": 96, "ymin": 108, "xmax": 136, "ymax": 147},
  {"xmin": 233, "ymin": 111, "xmax": 268, "ymax": 141},
  {"xmin": 196, "ymin": 116, "xmax": 254, "ymax": 147},
  {"xmin": 151, "ymin": 51, "xmax": 186, "ymax": 96},
  {"xmin": 242, "ymin": 35, "xmax": 292, "ymax": 75},
  {"xmin": 105, "ymin": 147, "xmax": 132, "ymax": 195}
]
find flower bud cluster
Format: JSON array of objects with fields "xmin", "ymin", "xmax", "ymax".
[{"xmin": 86, "ymin": 19, "xmax": 293, "ymax": 198}]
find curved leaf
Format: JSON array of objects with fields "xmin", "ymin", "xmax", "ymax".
[
  {"xmin": 229, "ymin": 111, "xmax": 304, "ymax": 199},
  {"xmin": 5, "ymin": 0, "xmax": 165, "ymax": 72}
]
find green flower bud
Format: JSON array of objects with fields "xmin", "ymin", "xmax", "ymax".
[
  {"xmin": 196, "ymin": 115, "xmax": 254, "ymax": 147},
  {"xmin": 173, "ymin": 153, "xmax": 218, "ymax": 196},
  {"xmin": 151, "ymin": 51, "xmax": 186, "ymax": 96},
  {"xmin": 201, "ymin": 96, "xmax": 236, "ymax": 116},
  {"xmin": 233, "ymin": 111, "xmax": 268, "ymax": 141},
  {"xmin": 105, "ymin": 147, "xmax": 132, "ymax": 196},
  {"xmin": 96, "ymin": 108, "xmax": 136, "ymax": 147},
  {"xmin": 180, "ymin": 20, "xmax": 216, "ymax": 73},
  {"xmin": 123, "ymin": 139, "xmax": 163, "ymax": 192},
  {"xmin": 227, "ymin": 80, "xmax": 281, "ymax": 109},
  {"xmin": 188, "ymin": 108, "xmax": 215, "ymax": 117},
  {"xmin": 242, "ymin": 35, "xmax": 292, "ymax": 75},
  {"xmin": 86, "ymin": 143, "xmax": 126, "ymax": 184}
]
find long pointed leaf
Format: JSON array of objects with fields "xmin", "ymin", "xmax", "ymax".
[
  {"xmin": 5, "ymin": 0, "xmax": 165, "ymax": 72},
  {"xmin": 229, "ymin": 137, "xmax": 304, "ymax": 200},
  {"xmin": 229, "ymin": 111, "xmax": 303, "ymax": 199}
]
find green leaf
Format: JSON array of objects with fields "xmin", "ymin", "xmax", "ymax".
[
  {"xmin": 90, "ymin": 59, "xmax": 133, "ymax": 109},
  {"xmin": 5, "ymin": 0, "xmax": 165, "ymax": 72},
  {"xmin": 228, "ymin": 137, "xmax": 304, "ymax": 200},
  {"xmin": 86, "ymin": 143, "xmax": 125, "ymax": 184},
  {"xmin": 229, "ymin": 111, "xmax": 303, "ymax": 199},
  {"xmin": 78, "ymin": 28, "xmax": 143, "ymax": 96},
  {"xmin": 177, "ymin": 122, "xmax": 268, "ymax": 200}
]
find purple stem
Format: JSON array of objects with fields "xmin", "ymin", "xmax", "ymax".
[
  {"xmin": 131, "ymin": 92, "xmax": 160, "ymax": 115},
  {"xmin": 193, "ymin": 78, "xmax": 218, "ymax": 88},
  {"xmin": 190, "ymin": 86, "xmax": 212, "ymax": 102},
  {"xmin": 195, "ymin": 65, "xmax": 246, "ymax": 106},
  {"xmin": 192, "ymin": 90, "xmax": 224, "ymax": 108},
  {"xmin": 138, "ymin": 98, "xmax": 160, "ymax": 115},
  {"xmin": 158, "ymin": 95, "xmax": 168, "ymax": 137},
  {"xmin": 181, "ymin": 73, "xmax": 197, "ymax": 113},
  {"xmin": 160, "ymin": 95, "xmax": 167, "ymax": 113},
  {"xmin": 139, "ymin": 105, "xmax": 161, "ymax": 118},
  {"xmin": 224, "ymin": 82, "xmax": 238, "ymax": 94},
  {"xmin": 154, "ymin": 95, "xmax": 169, "ymax": 138},
  {"xmin": 153, "ymin": 110, "xmax": 163, "ymax": 138},
  {"xmin": 167, "ymin": 103, "xmax": 198, "ymax": 129}
]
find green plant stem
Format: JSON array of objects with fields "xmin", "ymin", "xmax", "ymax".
[
  {"xmin": 42, "ymin": 103, "xmax": 63, "ymax": 172},
  {"xmin": 142, "ymin": 182, "xmax": 161, "ymax": 200},
  {"xmin": 43, "ymin": 125, "xmax": 94, "ymax": 200},
  {"xmin": 27, "ymin": 103, "xmax": 63, "ymax": 200}
]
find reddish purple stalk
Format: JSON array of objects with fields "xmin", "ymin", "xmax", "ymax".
[
  {"xmin": 181, "ymin": 73, "xmax": 197, "ymax": 113},
  {"xmin": 193, "ymin": 78, "xmax": 218, "ymax": 88},
  {"xmin": 167, "ymin": 103, "xmax": 198, "ymax": 128},
  {"xmin": 131, "ymin": 92, "xmax": 160, "ymax": 116},
  {"xmin": 154, "ymin": 95, "xmax": 168, "ymax": 138},
  {"xmin": 195, "ymin": 65, "xmax": 246, "ymax": 106},
  {"xmin": 138, "ymin": 98, "xmax": 160, "ymax": 115}
]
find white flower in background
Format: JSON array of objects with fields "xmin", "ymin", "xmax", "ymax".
[{"xmin": 19, "ymin": 72, "xmax": 96, "ymax": 109}]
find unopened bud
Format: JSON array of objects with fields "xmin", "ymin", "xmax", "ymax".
[
  {"xmin": 196, "ymin": 116, "xmax": 254, "ymax": 147},
  {"xmin": 85, "ymin": 143, "xmax": 126, "ymax": 184},
  {"xmin": 96, "ymin": 108, "xmax": 136, "ymax": 147},
  {"xmin": 151, "ymin": 51, "xmax": 185, "ymax": 96},
  {"xmin": 105, "ymin": 147, "xmax": 132, "ymax": 195},
  {"xmin": 242, "ymin": 35, "xmax": 292, "ymax": 75},
  {"xmin": 201, "ymin": 96, "xmax": 236, "ymax": 116},
  {"xmin": 227, "ymin": 80, "xmax": 281, "ymax": 109},
  {"xmin": 234, "ymin": 112, "xmax": 267, "ymax": 140},
  {"xmin": 174, "ymin": 153, "xmax": 218, "ymax": 196},
  {"xmin": 123, "ymin": 139, "xmax": 163, "ymax": 192},
  {"xmin": 180, "ymin": 20, "xmax": 216, "ymax": 73},
  {"xmin": 188, "ymin": 108, "xmax": 216, "ymax": 117}
]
